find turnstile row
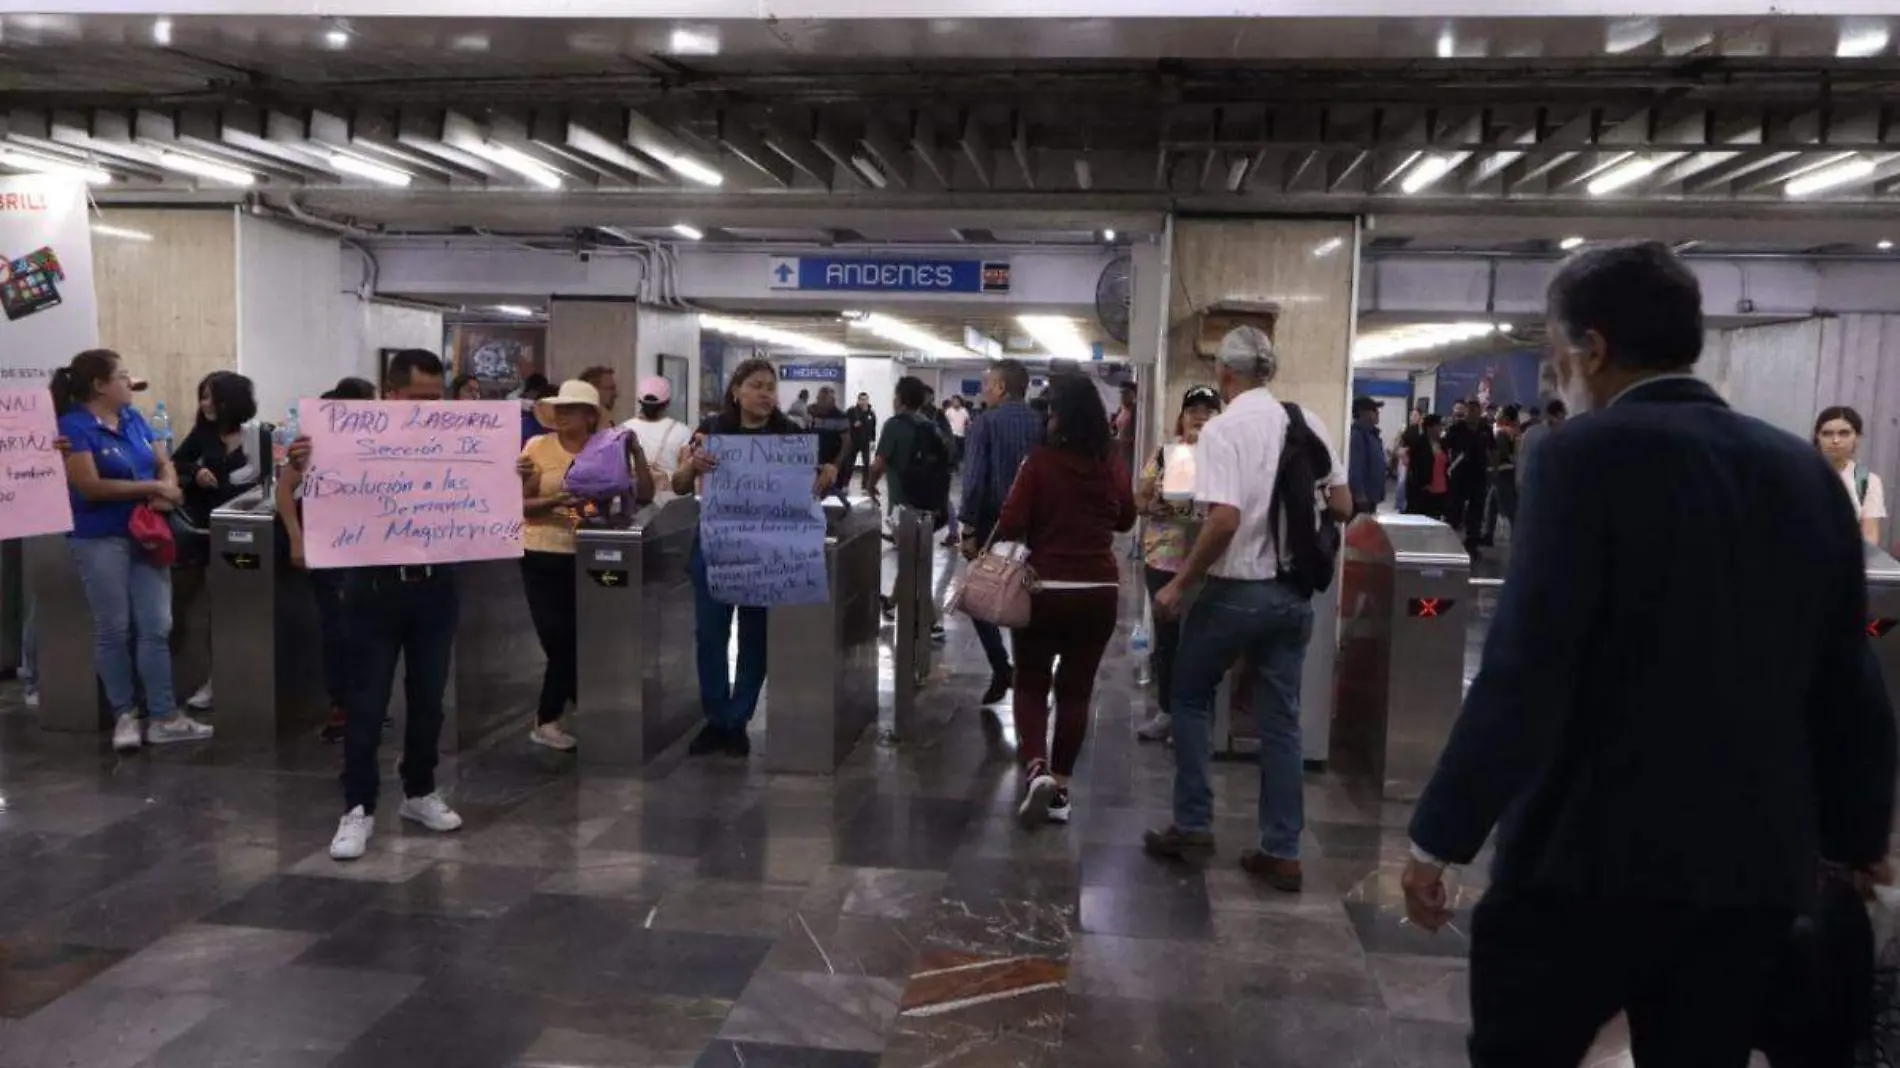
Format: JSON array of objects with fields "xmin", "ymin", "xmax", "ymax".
[
  {"xmin": 1335, "ymin": 515, "xmax": 1900, "ymax": 803},
  {"xmin": 14, "ymin": 491, "xmax": 891, "ymax": 776}
]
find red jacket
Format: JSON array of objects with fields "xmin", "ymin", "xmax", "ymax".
[{"xmin": 995, "ymin": 445, "xmax": 1136, "ymax": 585}]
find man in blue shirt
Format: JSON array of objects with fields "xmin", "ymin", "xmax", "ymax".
[
  {"xmin": 1347, "ymin": 395, "xmax": 1387, "ymax": 515},
  {"xmin": 958, "ymin": 359, "xmax": 1044, "ymax": 706}
]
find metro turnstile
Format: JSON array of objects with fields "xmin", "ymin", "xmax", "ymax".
[
  {"xmin": 208, "ymin": 490, "xmax": 329, "ymax": 745},
  {"xmin": 1863, "ymin": 545, "xmax": 1900, "ymax": 801},
  {"xmin": 573, "ymin": 498, "xmax": 701, "ymax": 767},
  {"xmin": 765, "ymin": 500, "xmax": 882, "ymax": 773},
  {"xmin": 887, "ymin": 505, "xmax": 936, "ymax": 742},
  {"xmin": 1330, "ymin": 514, "xmax": 1471, "ymax": 801}
]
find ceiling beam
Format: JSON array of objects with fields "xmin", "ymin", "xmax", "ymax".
[
  {"xmin": 715, "ymin": 112, "xmax": 793, "ymax": 189},
  {"xmin": 959, "ymin": 114, "xmax": 993, "ymax": 189},
  {"xmin": 858, "ymin": 118, "xmax": 912, "ymax": 192},
  {"xmin": 910, "ymin": 113, "xmax": 951, "ymax": 189}
]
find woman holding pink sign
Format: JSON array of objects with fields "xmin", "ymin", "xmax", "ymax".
[{"xmin": 51, "ymin": 348, "xmax": 213, "ymax": 753}]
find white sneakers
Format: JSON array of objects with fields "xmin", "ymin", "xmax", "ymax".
[
  {"xmin": 23, "ymin": 689, "xmax": 39, "ymax": 709},
  {"xmin": 529, "ymin": 721, "xmax": 578, "ymax": 752},
  {"xmin": 331, "ymin": 793, "xmax": 462, "ymax": 862},
  {"xmin": 112, "ymin": 713, "xmax": 142, "ymax": 753},
  {"xmin": 330, "ymin": 806, "xmax": 373, "ymax": 860},
  {"xmin": 146, "ymin": 715, "xmax": 214, "ymax": 745},
  {"xmin": 186, "ymin": 683, "xmax": 214, "ymax": 711},
  {"xmin": 112, "ymin": 712, "xmax": 214, "ymax": 753},
  {"xmin": 399, "ymin": 793, "xmax": 464, "ymax": 833},
  {"xmin": 1017, "ymin": 765, "xmax": 1059, "ymax": 829}
]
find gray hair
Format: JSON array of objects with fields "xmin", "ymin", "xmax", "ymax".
[{"xmin": 1215, "ymin": 325, "xmax": 1278, "ymax": 382}]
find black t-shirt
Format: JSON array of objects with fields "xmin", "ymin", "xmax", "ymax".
[{"xmin": 846, "ymin": 405, "xmax": 878, "ymax": 443}]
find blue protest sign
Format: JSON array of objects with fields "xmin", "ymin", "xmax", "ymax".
[{"xmin": 699, "ymin": 434, "xmax": 828, "ymax": 606}]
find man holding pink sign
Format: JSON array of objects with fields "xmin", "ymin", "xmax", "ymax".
[{"xmin": 281, "ymin": 350, "xmax": 522, "ymax": 862}]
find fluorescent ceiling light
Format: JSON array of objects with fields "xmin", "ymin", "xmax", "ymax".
[
  {"xmin": 156, "ymin": 152, "xmax": 256, "ymax": 187},
  {"xmin": 468, "ymin": 141, "xmax": 562, "ymax": 189},
  {"xmin": 324, "ymin": 27, "xmax": 350, "ymax": 48},
  {"xmin": 1881, "ymin": 240, "xmax": 1895, "ymax": 251},
  {"xmin": 152, "ymin": 17, "xmax": 171, "ymax": 45},
  {"xmin": 671, "ymin": 223, "xmax": 704, "ymax": 240},
  {"xmin": 1016, "ymin": 315, "xmax": 1092, "ymax": 362},
  {"xmin": 1784, "ymin": 155, "xmax": 1876, "ymax": 198},
  {"xmin": 92, "ymin": 223, "xmax": 152, "ymax": 242},
  {"xmin": 1586, "ymin": 155, "xmax": 1664, "ymax": 196},
  {"xmin": 1559, "ymin": 235, "xmax": 1584, "ymax": 250},
  {"xmin": 0, "ymin": 149, "xmax": 112, "ymax": 185},
  {"xmin": 1103, "ymin": 229, "xmax": 1116, "ymax": 242},
  {"xmin": 1436, "ymin": 27, "xmax": 1454, "ymax": 58},
  {"xmin": 1353, "ymin": 321, "xmax": 1503, "ymax": 363},
  {"xmin": 1311, "ymin": 236, "xmax": 1345, "ymax": 258},
  {"xmin": 850, "ymin": 155, "xmax": 889, "ymax": 189},
  {"xmin": 856, "ymin": 314, "xmax": 979, "ymax": 360},
  {"xmin": 1838, "ymin": 22, "xmax": 1890, "ymax": 57},
  {"xmin": 492, "ymin": 304, "xmax": 537, "ymax": 318},
  {"xmin": 1605, "ymin": 17, "xmax": 1659, "ymax": 54},
  {"xmin": 669, "ymin": 28, "xmax": 720, "ymax": 55},
  {"xmin": 329, "ymin": 152, "xmax": 412, "ymax": 187},
  {"xmin": 1399, "ymin": 154, "xmax": 1456, "ymax": 194},
  {"xmin": 657, "ymin": 151, "xmax": 724, "ymax": 187},
  {"xmin": 701, "ymin": 314, "xmax": 849, "ymax": 356}
]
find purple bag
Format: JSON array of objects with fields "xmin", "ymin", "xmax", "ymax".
[{"xmin": 562, "ymin": 428, "xmax": 634, "ymax": 499}]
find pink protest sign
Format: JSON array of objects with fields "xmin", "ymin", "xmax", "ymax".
[
  {"xmin": 298, "ymin": 398, "xmax": 524, "ymax": 569},
  {"xmin": 0, "ymin": 388, "xmax": 73, "ymax": 540}
]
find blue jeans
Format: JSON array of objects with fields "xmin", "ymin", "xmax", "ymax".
[
  {"xmin": 1169, "ymin": 577, "xmax": 1313, "ymax": 858},
  {"xmin": 690, "ymin": 545, "xmax": 767, "ymax": 729},
  {"xmin": 69, "ymin": 536, "xmax": 176, "ymax": 719}
]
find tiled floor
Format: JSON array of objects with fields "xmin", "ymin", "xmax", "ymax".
[{"xmin": 0, "ymin": 545, "xmax": 1623, "ymax": 1068}]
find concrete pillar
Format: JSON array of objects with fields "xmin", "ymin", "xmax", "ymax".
[
  {"xmin": 548, "ymin": 299, "xmax": 701, "ymax": 421},
  {"xmin": 1162, "ymin": 215, "xmax": 1360, "ymax": 764}
]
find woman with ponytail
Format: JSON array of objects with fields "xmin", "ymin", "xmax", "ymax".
[{"xmin": 54, "ymin": 349, "xmax": 213, "ymax": 752}]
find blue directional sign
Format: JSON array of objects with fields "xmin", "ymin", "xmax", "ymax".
[{"xmin": 768, "ymin": 256, "xmax": 1010, "ymax": 295}]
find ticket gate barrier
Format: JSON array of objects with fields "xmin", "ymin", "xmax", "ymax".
[
  {"xmin": 1330, "ymin": 514, "xmax": 1472, "ymax": 801},
  {"xmin": 765, "ymin": 499, "xmax": 883, "ymax": 774},
  {"xmin": 573, "ymin": 497, "xmax": 701, "ymax": 767},
  {"xmin": 208, "ymin": 490, "xmax": 330, "ymax": 746},
  {"xmin": 886, "ymin": 505, "xmax": 936, "ymax": 743}
]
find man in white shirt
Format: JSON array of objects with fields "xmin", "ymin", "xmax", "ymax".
[
  {"xmin": 621, "ymin": 376, "xmax": 691, "ymax": 501},
  {"xmin": 1143, "ymin": 326, "xmax": 1352, "ymax": 893}
]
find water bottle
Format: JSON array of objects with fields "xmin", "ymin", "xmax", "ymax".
[
  {"xmin": 150, "ymin": 401, "xmax": 172, "ymax": 447},
  {"xmin": 272, "ymin": 406, "xmax": 300, "ymax": 470},
  {"xmin": 1131, "ymin": 623, "xmax": 1153, "ymax": 686}
]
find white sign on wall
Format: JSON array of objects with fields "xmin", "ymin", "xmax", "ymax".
[{"xmin": 0, "ymin": 176, "xmax": 100, "ymax": 388}]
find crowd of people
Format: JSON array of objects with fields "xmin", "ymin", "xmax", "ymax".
[{"xmin": 18, "ymin": 239, "xmax": 1900, "ymax": 1062}]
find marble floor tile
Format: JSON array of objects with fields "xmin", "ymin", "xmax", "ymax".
[
  {"xmin": 0, "ymin": 985, "xmax": 225, "ymax": 1068},
  {"xmin": 650, "ymin": 878, "xmax": 811, "ymax": 939},
  {"xmin": 201, "ymin": 872, "xmax": 388, "ymax": 932},
  {"xmin": 837, "ymin": 867, "xmax": 948, "ymax": 920},
  {"xmin": 1211, "ymin": 907, "xmax": 1370, "ymax": 965},
  {"xmin": 882, "ymin": 985, "xmax": 1065, "ymax": 1068},
  {"xmin": 88, "ymin": 923, "xmax": 317, "ymax": 996},
  {"xmin": 533, "ymin": 851, "xmax": 698, "ymax": 901},
  {"xmin": 1228, "ymin": 998, "xmax": 1402, "ymax": 1068},
  {"xmin": 297, "ymin": 908, "xmax": 495, "ymax": 975},
  {"xmin": 1059, "ymin": 994, "xmax": 1236, "ymax": 1068},
  {"xmin": 1066, "ymin": 933, "xmax": 1224, "ymax": 1004},
  {"xmin": 761, "ymin": 912, "xmax": 924, "ymax": 979},
  {"xmin": 718, "ymin": 970, "xmax": 903, "ymax": 1053},
  {"xmin": 524, "ymin": 992, "xmax": 735, "ymax": 1068},
  {"xmin": 693, "ymin": 1041, "xmax": 882, "ymax": 1068},
  {"xmin": 375, "ymin": 861, "xmax": 544, "ymax": 919},
  {"xmin": 697, "ymin": 833, "xmax": 839, "ymax": 884},
  {"xmin": 921, "ymin": 893, "xmax": 1078, "ymax": 961},
  {"xmin": 1228, "ymin": 953, "xmax": 1387, "ymax": 1009},
  {"xmin": 0, "ymin": 939, "xmax": 127, "ymax": 1018},
  {"xmin": 1077, "ymin": 883, "xmax": 1214, "ymax": 941},
  {"xmin": 1343, "ymin": 901, "xmax": 1472, "ymax": 959},
  {"xmin": 1367, "ymin": 953, "xmax": 1472, "ymax": 1025},
  {"xmin": 137, "ymin": 963, "xmax": 422, "ymax": 1068}
]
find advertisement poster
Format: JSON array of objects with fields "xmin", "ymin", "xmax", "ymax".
[
  {"xmin": 296, "ymin": 398, "xmax": 525, "ymax": 569},
  {"xmin": 450, "ymin": 324, "xmax": 545, "ymax": 398},
  {"xmin": 0, "ymin": 176, "xmax": 99, "ymax": 388}
]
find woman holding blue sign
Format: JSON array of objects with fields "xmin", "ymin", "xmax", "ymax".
[{"xmin": 672, "ymin": 358, "xmax": 840, "ymax": 757}]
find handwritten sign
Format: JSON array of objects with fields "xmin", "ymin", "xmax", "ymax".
[
  {"xmin": 699, "ymin": 434, "xmax": 827, "ymax": 606},
  {"xmin": 0, "ymin": 388, "xmax": 72, "ymax": 539},
  {"xmin": 298, "ymin": 399, "xmax": 524, "ymax": 569}
]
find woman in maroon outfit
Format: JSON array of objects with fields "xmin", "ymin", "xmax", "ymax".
[{"xmin": 994, "ymin": 374, "xmax": 1137, "ymax": 828}]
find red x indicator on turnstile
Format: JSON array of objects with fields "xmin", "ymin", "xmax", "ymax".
[
  {"xmin": 1408, "ymin": 598, "xmax": 1458, "ymax": 619},
  {"xmin": 1868, "ymin": 618, "xmax": 1897, "ymax": 638}
]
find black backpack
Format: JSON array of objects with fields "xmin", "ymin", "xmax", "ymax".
[
  {"xmin": 901, "ymin": 413, "xmax": 953, "ymax": 527},
  {"xmin": 1267, "ymin": 403, "xmax": 1341, "ymax": 598}
]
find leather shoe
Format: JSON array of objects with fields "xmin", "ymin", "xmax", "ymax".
[
  {"xmin": 1239, "ymin": 850, "xmax": 1304, "ymax": 892},
  {"xmin": 979, "ymin": 671, "xmax": 1011, "ymax": 707},
  {"xmin": 1142, "ymin": 825, "xmax": 1216, "ymax": 859},
  {"xmin": 687, "ymin": 724, "xmax": 727, "ymax": 756}
]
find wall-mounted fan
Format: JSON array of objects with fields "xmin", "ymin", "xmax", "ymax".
[{"xmin": 1095, "ymin": 254, "xmax": 1132, "ymax": 345}]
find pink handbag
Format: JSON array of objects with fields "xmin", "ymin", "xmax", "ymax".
[{"xmin": 948, "ymin": 461, "xmax": 1038, "ymax": 628}]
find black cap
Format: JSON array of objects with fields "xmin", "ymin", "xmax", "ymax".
[
  {"xmin": 1352, "ymin": 395, "xmax": 1383, "ymax": 415},
  {"xmin": 1181, "ymin": 385, "xmax": 1223, "ymax": 412}
]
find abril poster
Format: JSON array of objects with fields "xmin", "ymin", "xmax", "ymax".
[{"xmin": 0, "ymin": 176, "xmax": 99, "ymax": 388}]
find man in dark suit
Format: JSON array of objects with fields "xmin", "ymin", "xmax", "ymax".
[{"xmin": 1402, "ymin": 242, "xmax": 1896, "ymax": 1066}]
